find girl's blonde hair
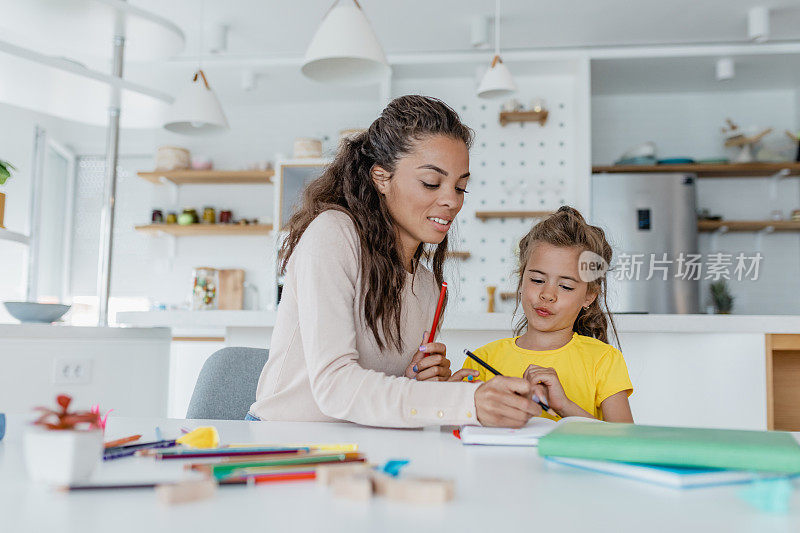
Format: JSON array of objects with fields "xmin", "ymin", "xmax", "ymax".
[{"xmin": 513, "ymin": 205, "xmax": 619, "ymax": 345}]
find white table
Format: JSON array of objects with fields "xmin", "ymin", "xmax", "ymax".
[{"xmin": 2, "ymin": 416, "xmax": 798, "ymax": 532}]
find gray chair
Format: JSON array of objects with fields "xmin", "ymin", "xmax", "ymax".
[{"xmin": 186, "ymin": 347, "xmax": 269, "ymax": 420}]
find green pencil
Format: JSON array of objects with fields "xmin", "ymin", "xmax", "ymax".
[{"xmin": 210, "ymin": 452, "xmax": 363, "ymax": 480}]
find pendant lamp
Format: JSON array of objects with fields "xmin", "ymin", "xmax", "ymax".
[
  {"xmin": 302, "ymin": 0, "xmax": 390, "ymax": 84},
  {"xmin": 163, "ymin": 70, "xmax": 229, "ymax": 134},
  {"xmin": 477, "ymin": 0, "xmax": 517, "ymax": 99}
]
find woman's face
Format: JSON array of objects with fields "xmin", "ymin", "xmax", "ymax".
[{"xmin": 371, "ymin": 135, "xmax": 470, "ymax": 262}]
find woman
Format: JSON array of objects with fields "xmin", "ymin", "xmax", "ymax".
[{"xmin": 249, "ymin": 95, "xmax": 540, "ymax": 428}]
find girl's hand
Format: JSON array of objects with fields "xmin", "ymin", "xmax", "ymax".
[
  {"xmin": 523, "ymin": 364, "xmax": 570, "ymax": 414},
  {"xmin": 474, "ymin": 376, "xmax": 541, "ymax": 428},
  {"xmin": 448, "ymin": 368, "xmax": 480, "ymax": 383},
  {"xmin": 404, "ymin": 334, "xmax": 452, "ymax": 382}
]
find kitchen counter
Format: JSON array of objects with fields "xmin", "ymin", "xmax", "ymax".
[{"xmin": 116, "ymin": 311, "xmax": 800, "ymax": 334}]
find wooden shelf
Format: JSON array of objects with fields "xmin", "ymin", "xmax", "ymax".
[
  {"xmin": 0, "ymin": 228, "xmax": 30, "ymax": 245},
  {"xmin": 134, "ymin": 224, "xmax": 273, "ymax": 236},
  {"xmin": 446, "ymin": 251, "xmax": 471, "ymax": 259},
  {"xmin": 137, "ymin": 169, "xmax": 274, "ymax": 185},
  {"xmin": 698, "ymin": 220, "xmax": 800, "ymax": 232},
  {"xmin": 500, "ymin": 291, "xmax": 516, "ymax": 301},
  {"xmin": 592, "ymin": 162, "xmax": 800, "ymax": 178},
  {"xmin": 475, "ymin": 211, "xmax": 553, "ymax": 221},
  {"xmin": 499, "ymin": 110, "xmax": 549, "ymax": 127}
]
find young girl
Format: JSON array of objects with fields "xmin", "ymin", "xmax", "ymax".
[{"xmin": 462, "ymin": 206, "xmax": 634, "ymax": 422}]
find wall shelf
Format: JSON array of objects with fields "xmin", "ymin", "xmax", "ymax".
[
  {"xmin": 137, "ymin": 170, "xmax": 274, "ymax": 186},
  {"xmin": 499, "ymin": 110, "xmax": 549, "ymax": 127},
  {"xmin": 446, "ymin": 251, "xmax": 471, "ymax": 259},
  {"xmin": 592, "ymin": 162, "xmax": 800, "ymax": 178},
  {"xmin": 134, "ymin": 224, "xmax": 273, "ymax": 236},
  {"xmin": 698, "ymin": 220, "xmax": 800, "ymax": 232},
  {"xmin": 0, "ymin": 228, "xmax": 30, "ymax": 245},
  {"xmin": 475, "ymin": 211, "xmax": 553, "ymax": 221}
]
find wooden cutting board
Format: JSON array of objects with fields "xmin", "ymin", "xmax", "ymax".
[{"xmin": 218, "ymin": 269, "xmax": 244, "ymax": 310}]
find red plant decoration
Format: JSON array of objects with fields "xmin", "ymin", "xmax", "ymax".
[{"xmin": 33, "ymin": 394, "xmax": 101, "ymax": 431}]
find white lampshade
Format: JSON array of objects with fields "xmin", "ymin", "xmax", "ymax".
[
  {"xmin": 477, "ymin": 56, "xmax": 517, "ymax": 99},
  {"xmin": 302, "ymin": 1, "xmax": 390, "ymax": 84},
  {"xmin": 164, "ymin": 70, "xmax": 229, "ymax": 135}
]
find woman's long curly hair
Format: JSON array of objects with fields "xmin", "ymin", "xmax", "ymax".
[
  {"xmin": 513, "ymin": 206, "xmax": 620, "ymax": 346},
  {"xmin": 279, "ymin": 95, "xmax": 473, "ymax": 351}
]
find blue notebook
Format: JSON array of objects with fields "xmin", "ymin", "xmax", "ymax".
[{"xmin": 545, "ymin": 456, "xmax": 793, "ymax": 489}]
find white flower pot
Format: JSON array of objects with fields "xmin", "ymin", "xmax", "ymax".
[{"xmin": 24, "ymin": 427, "xmax": 104, "ymax": 485}]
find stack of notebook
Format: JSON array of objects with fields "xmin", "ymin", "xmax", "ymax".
[{"xmin": 461, "ymin": 419, "xmax": 800, "ymax": 488}]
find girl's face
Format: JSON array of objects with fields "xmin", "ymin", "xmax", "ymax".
[
  {"xmin": 520, "ymin": 242, "xmax": 598, "ymax": 334},
  {"xmin": 371, "ymin": 135, "xmax": 470, "ymax": 263}
]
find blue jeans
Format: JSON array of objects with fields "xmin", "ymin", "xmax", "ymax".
[{"xmin": 244, "ymin": 412, "xmax": 261, "ymax": 421}]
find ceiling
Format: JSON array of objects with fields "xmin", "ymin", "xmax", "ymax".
[{"xmin": 133, "ymin": 0, "xmax": 800, "ymax": 58}]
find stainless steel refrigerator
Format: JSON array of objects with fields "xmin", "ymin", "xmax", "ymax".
[{"xmin": 590, "ymin": 173, "xmax": 699, "ymax": 314}]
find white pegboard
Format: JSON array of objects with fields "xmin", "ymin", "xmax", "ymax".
[{"xmin": 393, "ymin": 75, "xmax": 580, "ymax": 315}]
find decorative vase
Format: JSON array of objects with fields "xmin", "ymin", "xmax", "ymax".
[
  {"xmin": 0, "ymin": 191, "xmax": 5, "ymax": 229},
  {"xmin": 23, "ymin": 426, "xmax": 104, "ymax": 485}
]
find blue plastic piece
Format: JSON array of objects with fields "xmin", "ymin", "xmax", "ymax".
[
  {"xmin": 739, "ymin": 477, "xmax": 794, "ymax": 513},
  {"xmin": 0, "ymin": 413, "xmax": 5, "ymax": 441},
  {"xmin": 381, "ymin": 459, "xmax": 410, "ymax": 477}
]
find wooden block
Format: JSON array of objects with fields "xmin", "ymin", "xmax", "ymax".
[
  {"xmin": 371, "ymin": 472, "xmax": 454, "ymax": 504},
  {"xmin": 331, "ymin": 475, "xmax": 373, "ymax": 501},
  {"xmin": 218, "ymin": 269, "xmax": 245, "ymax": 310},
  {"xmin": 155, "ymin": 480, "xmax": 217, "ymax": 505},
  {"xmin": 316, "ymin": 463, "xmax": 372, "ymax": 486}
]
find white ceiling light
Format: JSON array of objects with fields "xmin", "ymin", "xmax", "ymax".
[
  {"xmin": 302, "ymin": 0, "xmax": 390, "ymax": 84},
  {"xmin": 748, "ymin": 6, "xmax": 769, "ymax": 43},
  {"xmin": 477, "ymin": 0, "xmax": 517, "ymax": 99},
  {"xmin": 164, "ymin": 69, "xmax": 229, "ymax": 134},
  {"xmin": 163, "ymin": 1, "xmax": 228, "ymax": 135},
  {"xmin": 715, "ymin": 57, "xmax": 734, "ymax": 81}
]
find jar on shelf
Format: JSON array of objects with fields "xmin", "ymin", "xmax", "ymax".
[
  {"xmin": 202, "ymin": 207, "xmax": 216, "ymax": 224},
  {"xmin": 151, "ymin": 209, "xmax": 164, "ymax": 223},
  {"xmin": 219, "ymin": 210, "xmax": 233, "ymax": 224},
  {"xmin": 166, "ymin": 212, "xmax": 178, "ymax": 224},
  {"xmin": 192, "ymin": 267, "xmax": 218, "ymax": 310}
]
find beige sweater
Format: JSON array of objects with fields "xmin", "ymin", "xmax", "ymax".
[{"xmin": 250, "ymin": 210, "xmax": 478, "ymax": 427}]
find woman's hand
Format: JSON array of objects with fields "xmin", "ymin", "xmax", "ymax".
[
  {"xmin": 474, "ymin": 376, "xmax": 540, "ymax": 428},
  {"xmin": 523, "ymin": 364, "xmax": 571, "ymax": 414},
  {"xmin": 404, "ymin": 336, "xmax": 453, "ymax": 382}
]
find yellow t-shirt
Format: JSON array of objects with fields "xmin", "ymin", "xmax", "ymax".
[{"xmin": 463, "ymin": 333, "xmax": 633, "ymax": 420}]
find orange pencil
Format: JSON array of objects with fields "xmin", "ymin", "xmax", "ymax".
[
  {"xmin": 104, "ymin": 435, "xmax": 141, "ymax": 449},
  {"xmin": 425, "ymin": 282, "xmax": 447, "ymax": 347}
]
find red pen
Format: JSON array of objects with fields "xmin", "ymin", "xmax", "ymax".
[{"xmin": 425, "ymin": 282, "xmax": 447, "ymax": 348}]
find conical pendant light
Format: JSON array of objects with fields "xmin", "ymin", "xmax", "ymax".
[
  {"xmin": 477, "ymin": 0, "xmax": 517, "ymax": 99},
  {"xmin": 302, "ymin": 0, "xmax": 390, "ymax": 84},
  {"xmin": 163, "ymin": 69, "xmax": 229, "ymax": 134},
  {"xmin": 163, "ymin": 1, "xmax": 229, "ymax": 135}
]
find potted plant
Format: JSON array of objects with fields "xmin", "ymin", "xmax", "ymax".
[
  {"xmin": 0, "ymin": 159, "xmax": 15, "ymax": 229},
  {"xmin": 710, "ymin": 280, "xmax": 734, "ymax": 314},
  {"xmin": 23, "ymin": 394, "xmax": 104, "ymax": 485}
]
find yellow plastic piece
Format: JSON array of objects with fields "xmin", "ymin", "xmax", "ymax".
[{"xmin": 176, "ymin": 426, "xmax": 220, "ymax": 449}]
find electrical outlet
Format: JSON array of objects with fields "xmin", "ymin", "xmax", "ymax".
[{"xmin": 53, "ymin": 359, "xmax": 93, "ymax": 385}]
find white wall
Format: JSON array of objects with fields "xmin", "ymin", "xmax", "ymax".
[{"xmin": 592, "ymin": 89, "xmax": 800, "ymax": 314}]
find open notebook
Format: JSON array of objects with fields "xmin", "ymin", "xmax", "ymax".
[{"xmin": 460, "ymin": 417, "xmax": 600, "ymax": 446}]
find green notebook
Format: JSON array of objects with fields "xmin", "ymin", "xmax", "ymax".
[{"xmin": 538, "ymin": 422, "xmax": 800, "ymax": 473}]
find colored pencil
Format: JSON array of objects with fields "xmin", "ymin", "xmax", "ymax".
[
  {"xmin": 228, "ymin": 443, "xmax": 358, "ymax": 452},
  {"xmin": 222, "ymin": 470, "xmax": 317, "ymax": 485},
  {"xmin": 153, "ymin": 447, "xmax": 308, "ymax": 460},
  {"xmin": 208, "ymin": 452, "xmax": 364, "ymax": 480},
  {"xmin": 103, "ymin": 440, "xmax": 177, "ymax": 460},
  {"xmin": 426, "ymin": 281, "xmax": 447, "ymax": 346},
  {"xmin": 463, "ymin": 349, "xmax": 558, "ymax": 417},
  {"xmin": 104, "ymin": 435, "xmax": 141, "ymax": 449}
]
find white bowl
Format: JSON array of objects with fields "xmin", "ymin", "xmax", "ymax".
[
  {"xmin": 4, "ymin": 302, "xmax": 70, "ymax": 323},
  {"xmin": 24, "ymin": 427, "xmax": 104, "ymax": 485},
  {"xmin": 620, "ymin": 142, "xmax": 656, "ymax": 160}
]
